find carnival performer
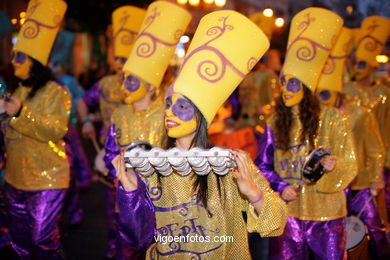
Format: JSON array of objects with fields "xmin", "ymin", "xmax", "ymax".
[
  {"xmin": 0, "ymin": 0, "xmax": 70, "ymax": 258},
  {"xmin": 316, "ymin": 27, "xmax": 390, "ymax": 259},
  {"xmin": 76, "ymin": 6, "xmax": 146, "ymax": 259},
  {"xmin": 104, "ymin": 1, "xmax": 191, "ymax": 259},
  {"xmin": 113, "ymin": 10, "xmax": 287, "ymax": 259},
  {"xmin": 77, "ymin": 6, "xmax": 146, "ymax": 145},
  {"xmin": 256, "ymin": 8, "xmax": 358, "ymax": 259},
  {"xmin": 49, "ymin": 30, "xmax": 93, "ymax": 226},
  {"xmin": 344, "ymin": 16, "xmax": 390, "ymax": 223}
]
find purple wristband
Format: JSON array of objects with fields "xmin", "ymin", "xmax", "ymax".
[{"xmin": 249, "ymin": 190, "xmax": 263, "ymax": 204}]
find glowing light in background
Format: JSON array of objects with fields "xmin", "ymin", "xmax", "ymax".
[
  {"xmin": 180, "ymin": 35, "xmax": 190, "ymax": 44},
  {"xmin": 214, "ymin": 0, "xmax": 226, "ymax": 7},
  {"xmin": 346, "ymin": 5, "xmax": 354, "ymax": 15},
  {"xmin": 263, "ymin": 8, "xmax": 273, "ymax": 18},
  {"xmin": 204, "ymin": 0, "xmax": 214, "ymax": 4},
  {"xmin": 275, "ymin": 18, "xmax": 284, "ymax": 28},
  {"xmin": 19, "ymin": 11, "xmax": 26, "ymax": 18},
  {"xmin": 189, "ymin": 0, "xmax": 200, "ymax": 6},
  {"xmin": 11, "ymin": 18, "xmax": 17, "ymax": 24},
  {"xmin": 376, "ymin": 55, "xmax": 389, "ymax": 63},
  {"xmin": 20, "ymin": 18, "xmax": 26, "ymax": 25},
  {"xmin": 177, "ymin": 0, "xmax": 188, "ymax": 5}
]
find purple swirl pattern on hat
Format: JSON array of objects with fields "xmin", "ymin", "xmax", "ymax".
[
  {"xmin": 135, "ymin": 7, "xmax": 179, "ymax": 58},
  {"xmin": 21, "ymin": 1, "xmax": 61, "ymax": 39},
  {"xmin": 322, "ymin": 54, "xmax": 346, "ymax": 75},
  {"xmin": 177, "ymin": 16, "xmax": 254, "ymax": 84},
  {"xmin": 286, "ymin": 13, "xmax": 331, "ymax": 63},
  {"xmin": 113, "ymin": 13, "xmax": 138, "ymax": 47},
  {"xmin": 357, "ymin": 21, "xmax": 386, "ymax": 53}
]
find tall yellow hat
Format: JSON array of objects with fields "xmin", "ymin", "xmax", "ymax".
[
  {"xmin": 355, "ymin": 16, "xmax": 390, "ymax": 67},
  {"xmin": 13, "ymin": 0, "xmax": 67, "ymax": 65},
  {"xmin": 123, "ymin": 1, "xmax": 191, "ymax": 88},
  {"xmin": 317, "ymin": 28, "xmax": 352, "ymax": 92},
  {"xmin": 112, "ymin": 6, "xmax": 146, "ymax": 59},
  {"xmin": 173, "ymin": 10, "xmax": 270, "ymax": 125},
  {"xmin": 281, "ymin": 8, "xmax": 343, "ymax": 92},
  {"xmin": 249, "ymin": 12, "xmax": 275, "ymax": 40}
]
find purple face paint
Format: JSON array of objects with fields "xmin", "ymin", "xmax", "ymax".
[
  {"xmin": 165, "ymin": 95, "xmax": 172, "ymax": 110},
  {"xmin": 114, "ymin": 56, "xmax": 127, "ymax": 65},
  {"xmin": 124, "ymin": 75, "xmax": 140, "ymax": 92},
  {"xmin": 286, "ymin": 77, "xmax": 301, "ymax": 93},
  {"xmin": 357, "ymin": 61, "xmax": 366, "ymax": 69},
  {"xmin": 280, "ymin": 75, "xmax": 286, "ymax": 86},
  {"xmin": 172, "ymin": 97, "xmax": 195, "ymax": 122},
  {"xmin": 13, "ymin": 52, "xmax": 27, "ymax": 64},
  {"xmin": 318, "ymin": 90, "xmax": 331, "ymax": 101}
]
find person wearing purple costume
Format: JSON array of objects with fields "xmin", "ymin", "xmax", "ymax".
[
  {"xmin": 256, "ymin": 8, "xmax": 358, "ymax": 259},
  {"xmin": 49, "ymin": 30, "xmax": 93, "ymax": 227},
  {"xmin": 0, "ymin": 0, "xmax": 70, "ymax": 258}
]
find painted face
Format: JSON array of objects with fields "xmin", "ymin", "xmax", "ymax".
[
  {"xmin": 11, "ymin": 51, "xmax": 33, "ymax": 80},
  {"xmin": 317, "ymin": 89, "xmax": 337, "ymax": 106},
  {"xmin": 280, "ymin": 74, "xmax": 304, "ymax": 107},
  {"xmin": 113, "ymin": 56, "xmax": 127, "ymax": 72},
  {"xmin": 352, "ymin": 59, "xmax": 370, "ymax": 81},
  {"xmin": 165, "ymin": 93, "xmax": 197, "ymax": 138},
  {"xmin": 122, "ymin": 72, "xmax": 148, "ymax": 104}
]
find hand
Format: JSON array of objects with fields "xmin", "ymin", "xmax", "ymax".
[
  {"xmin": 281, "ymin": 185, "xmax": 299, "ymax": 201},
  {"xmin": 82, "ymin": 121, "xmax": 96, "ymax": 139},
  {"xmin": 112, "ymin": 151, "xmax": 138, "ymax": 191},
  {"xmin": 320, "ymin": 155, "xmax": 336, "ymax": 172},
  {"xmin": 4, "ymin": 96, "xmax": 21, "ymax": 116},
  {"xmin": 370, "ymin": 182, "xmax": 384, "ymax": 196},
  {"xmin": 231, "ymin": 150, "xmax": 261, "ymax": 202}
]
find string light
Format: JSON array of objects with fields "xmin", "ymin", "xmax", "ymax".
[
  {"xmin": 19, "ymin": 11, "xmax": 26, "ymax": 18},
  {"xmin": 215, "ymin": 0, "xmax": 226, "ymax": 7},
  {"xmin": 189, "ymin": 0, "xmax": 200, "ymax": 6},
  {"xmin": 204, "ymin": 0, "xmax": 214, "ymax": 4},
  {"xmin": 376, "ymin": 55, "xmax": 389, "ymax": 63},
  {"xmin": 180, "ymin": 35, "xmax": 190, "ymax": 43},
  {"xmin": 263, "ymin": 8, "xmax": 273, "ymax": 18},
  {"xmin": 20, "ymin": 18, "xmax": 26, "ymax": 25},
  {"xmin": 275, "ymin": 17, "xmax": 284, "ymax": 28},
  {"xmin": 177, "ymin": 0, "xmax": 187, "ymax": 5},
  {"xmin": 11, "ymin": 18, "xmax": 17, "ymax": 24}
]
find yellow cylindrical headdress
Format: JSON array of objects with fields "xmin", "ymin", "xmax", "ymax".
[
  {"xmin": 13, "ymin": 0, "xmax": 67, "ymax": 65},
  {"xmin": 355, "ymin": 16, "xmax": 390, "ymax": 67},
  {"xmin": 281, "ymin": 8, "xmax": 343, "ymax": 92},
  {"xmin": 249, "ymin": 12, "xmax": 275, "ymax": 40},
  {"xmin": 123, "ymin": 1, "xmax": 191, "ymax": 88},
  {"xmin": 112, "ymin": 6, "xmax": 146, "ymax": 59},
  {"xmin": 317, "ymin": 28, "xmax": 352, "ymax": 92},
  {"xmin": 173, "ymin": 10, "xmax": 270, "ymax": 125}
]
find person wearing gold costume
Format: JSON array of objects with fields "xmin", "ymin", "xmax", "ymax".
[
  {"xmin": 103, "ymin": 2, "xmax": 191, "ymax": 259},
  {"xmin": 316, "ymin": 27, "xmax": 390, "ymax": 259},
  {"xmin": 112, "ymin": 10, "xmax": 287, "ymax": 259},
  {"xmin": 255, "ymin": 8, "xmax": 358, "ymax": 259},
  {"xmin": 0, "ymin": 0, "xmax": 70, "ymax": 258},
  {"xmin": 77, "ymin": 6, "xmax": 146, "ymax": 145},
  {"xmin": 76, "ymin": 6, "xmax": 146, "ymax": 259},
  {"xmin": 344, "ymin": 16, "xmax": 390, "ymax": 227}
]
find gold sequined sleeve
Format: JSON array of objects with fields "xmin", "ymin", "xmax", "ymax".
[
  {"xmin": 245, "ymin": 162, "xmax": 287, "ymax": 237},
  {"xmin": 10, "ymin": 82, "xmax": 71, "ymax": 142},
  {"xmin": 364, "ymin": 112, "xmax": 385, "ymax": 184},
  {"xmin": 316, "ymin": 111, "xmax": 358, "ymax": 193}
]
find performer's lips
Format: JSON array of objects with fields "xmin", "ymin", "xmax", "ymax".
[
  {"xmin": 284, "ymin": 94, "xmax": 292, "ymax": 100},
  {"xmin": 166, "ymin": 119, "xmax": 180, "ymax": 128}
]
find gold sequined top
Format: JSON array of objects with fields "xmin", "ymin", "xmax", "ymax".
[
  {"xmin": 144, "ymin": 162, "xmax": 287, "ymax": 259},
  {"xmin": 269, "ymin": 105, "xmax": 357, "ymax": 221},
  {"xmin": 343, "ymin": 101, "xmax": 384, "ymax": 189},
  {"xmin": 344, "ymin": 81, "xmax": 390, "ymax": 168},
  {"xmin": 110, "ymin": 99, "xmax": 165, "ymax": 148},
  {"xmin": 99, "ymin": 73, "xmax": 124, "ymax": 142},
  {"xmin": 237, "ymin": 68, "xmax": 280, "ymax": 128},
  {"xmin": 2, "ymin": 81, "xmax": 71, "ymax": 190}
]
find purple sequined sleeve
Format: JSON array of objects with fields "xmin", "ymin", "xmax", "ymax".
[
  {"xmin": 104, "ymin": 123, "xmax": 120, "ymax": 180},
  {"xmin": 82, "ymin": 81, "xmax": 100, "ymax": 107},
  {"xmin": 117, "ymin": 174, "xmax": 156, "ymax": 250},
  {"xmin": 254, "ymin": 125, "xmax": 289, "ymax": 194}
]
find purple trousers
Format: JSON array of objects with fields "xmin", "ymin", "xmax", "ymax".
[
  {"xmin": 269, "ymin": 216, "xmax": 346, "ymax": 260},
  {"xmin": 5, "ymin": 183, "xmax": 66, "ymax": 259},
  {"xmin": 348, "ymin": 188, "xmax": 390, "ymax": 259}
]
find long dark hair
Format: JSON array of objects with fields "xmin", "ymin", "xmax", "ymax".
[
  {"xmin": 163, "ymin": 97, "xmax": 224, "ymax": 215},
  {"xmin": 274, "ymin": 85, "xmax": 321, "ymax": 151},
  {"xmin": 20, "ymin": 57, "xmax": 54, "ymax": 99}
]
